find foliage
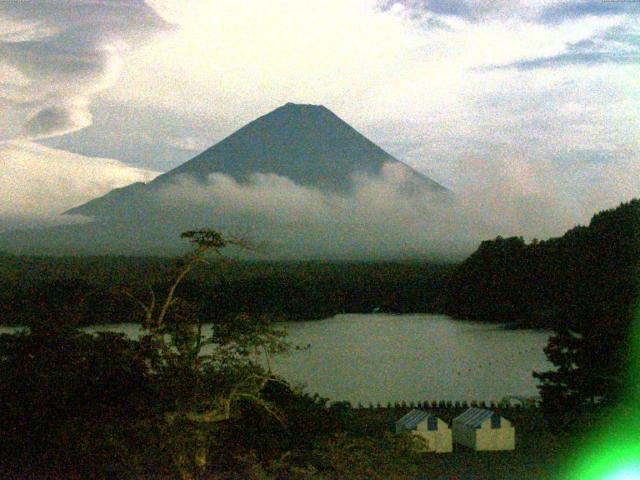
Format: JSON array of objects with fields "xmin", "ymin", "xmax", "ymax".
[
  {"xmin": 0, "ymin": 229, "xmax": 292, "ymax": 479},
  {"xmin": 3, "ymin": 194, "xmax": 637, "ymax": 476},
  {"xmin": 0, "ymin": 258, "xmax": 453, "ymax": 326},
  {"xmin": 533, "ymin": 200, "xmax": 639, "ymax": 415},
  {"xmin": 307, "ymin": 431, "xmax": 426, "ymax": 479},
  {"xmin": 445, "ymin": 199, "xmax": 640, "ymax": 415},
  {"xmin": 0, "ymin": 325, "xmax": 153, "ymax": 477},
  {"xmin": 216, "ymin": 431, "xmax": 426, "ymax": 480}
]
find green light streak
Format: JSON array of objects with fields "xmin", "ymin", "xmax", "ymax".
[{"xmin": 560, "ymin": 307, "xmax": 640, "ymax": 480}]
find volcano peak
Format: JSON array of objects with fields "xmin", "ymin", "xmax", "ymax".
[{"xmin": 67, "ymin": 103, "xmax": 448, "ymax": 218}]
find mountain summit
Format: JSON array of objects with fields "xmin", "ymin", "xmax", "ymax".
[
  {"xmin": 67, "ymin": 103, "xmax": 447, "ymax": 218},
  {"xmin": 2, "ymin": 104, "xmax": 452, "ymax": 256},
  {"xmin": 155, "ymin": 102, "xmax": 445, "ymax": 191}
]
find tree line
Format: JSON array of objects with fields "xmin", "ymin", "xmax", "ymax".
[
  {"xmin": 0, "ymin": 259, "xmax": 453, "ymax": 326},
  {"xmin": 443, "ymin": 199, "xmax": 640, "ymax": 416}
]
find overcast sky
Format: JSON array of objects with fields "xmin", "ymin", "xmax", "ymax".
[{"xmin": 1, "ymin": 0, "xmax": 639, "ymax": 239}]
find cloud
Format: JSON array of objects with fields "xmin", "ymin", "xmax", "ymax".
[
  {"xmin": 23, "ymin": 101, "xmax": 93, "ymax": 139},
  {"xmin": 479, "ymin": 22, "xmax": 640, "ymax": 70},
  {"xmin": 495, "ymin": 51, "xmax": 638, "ymax": 70},
  {"xmin": 150, "ymin": 165, "xmax": 467, "ymax": 259},
  {"xmin": 378, "ymin": 0, "xmax": 482, "ymax": 22},
  {"xmin": 0, "ymin": 141, "xmax": 158, "ymax": 229},
  {"xmin": 0, "ymin": 1, "xmax": 173, "ymax": 139},
  {"xmin": 381, "ymin": 1, "xmax": 640, "ymax": 24},
  {"xmin": 142, "ymin": 152, "xmax": 639, "ymax": 259},
  {"xmin": 3, "ymin": 143, "xmax": 637, "ymax": 258},
  {"xmin": 378, "ymin": 0, "xmax": 584, "ymax": 23},
  {"xmin": 165, "ymin": 135, "xmax": 211, "ymax": 152},
  {"xmin": 537, "ymin": 1, "xmax": 640, "ymax": 24},
  {"xmin": 99, "ymin": 0, "xmax": 632, "ymax": 134}
]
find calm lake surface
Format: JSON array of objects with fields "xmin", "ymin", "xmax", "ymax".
[
  {"xmin": 0, "ymin": 314, "xmax": 552, "ymax": 404},
  {"xmin": 272, "ymin": 314, "xmax": 551, "ymax": 404}
]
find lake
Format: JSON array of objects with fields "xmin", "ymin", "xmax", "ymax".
[
  {"xmin": 0, "ymin": 314, "xmax": 552, "ymax": 404},
  {"xmin": 272, "ymin": 314, "xmax": 551, "ymax": 404}
]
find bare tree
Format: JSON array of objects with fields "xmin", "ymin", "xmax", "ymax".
[{"xmin": 127, "ymin": 229, "xmax": 288, "ymax": 479}]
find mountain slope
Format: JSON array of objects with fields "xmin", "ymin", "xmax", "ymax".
[
  {"xmin": 67, "ymin": 103, "xmax": 448, "ymax": 219},
  {"xmin": 1, "ymin": 104, "xmax": 452, "ymax": 257}
]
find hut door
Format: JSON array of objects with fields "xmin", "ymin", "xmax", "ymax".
[{"xmin": 491, "ymin": 413, "xmax": 501, "ymax": 429}]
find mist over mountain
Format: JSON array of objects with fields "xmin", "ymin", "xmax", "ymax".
[
  {"xmin": 0, "ymin": 103, "xmax": 462, "ymax": 258},
  {"xmin": 66, "ymin": 103, "xmax": 448, "ymax": 220}
]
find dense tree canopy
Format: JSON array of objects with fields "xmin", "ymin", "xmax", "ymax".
[
  {"xmin": 444, "ymin": 199, "xmax": 640, "ymax": 413},
  {"xmin": 0, "ymin": 259, "xmax": 452, "ymax": 326}
]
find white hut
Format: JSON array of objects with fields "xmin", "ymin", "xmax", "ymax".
[
  {"xmin": 452, "ymin": 407, "xmax": 515, "ymax": 451},
  {"xmin": 395, "ymin": 409, "xmax": 453, "ymax": 453}
]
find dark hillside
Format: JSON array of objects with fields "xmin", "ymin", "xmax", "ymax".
[{"xmin": 443, "ymin": 199, "xmax": 640, "ymax": 331}]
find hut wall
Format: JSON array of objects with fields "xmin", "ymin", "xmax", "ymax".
[
  {"xmin": 414, "ymin": 419, "xmax": 453, "ymax": 453},
  {"xmin": 475, "ymin": 424, "xmax": 515, "ymax": 451}
]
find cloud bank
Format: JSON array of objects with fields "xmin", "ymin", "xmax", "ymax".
[
  {"xmin": 0, "ymin": 141, "xmax": 158, "ymax": 229},
  {"xmin": 146, "ymin": 157, "xmax": 631, "ymax": 260},
  {"xmin": 2, "ymin": 148, "xmax": 638, "ymax": 258},
  {"xmin": 0, "ymin": 1, "xmax": 172, "ymax": 139}
]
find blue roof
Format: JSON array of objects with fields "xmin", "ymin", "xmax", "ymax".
[
  {"xmin": 453, "ymin": 408, "xmax": 496, "ymax": 428},
  {"xmin": 395, "ymin": 409, "xmax": 436, "ymax": 430}
]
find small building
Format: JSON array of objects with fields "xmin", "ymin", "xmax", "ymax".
[
  {"xmin": 395, "ymin": 409, "xmax": 453, "ymax": 453},
  {"xmin": 452, "ymin": 407, "xmax": 515, "ymax": 451}
]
